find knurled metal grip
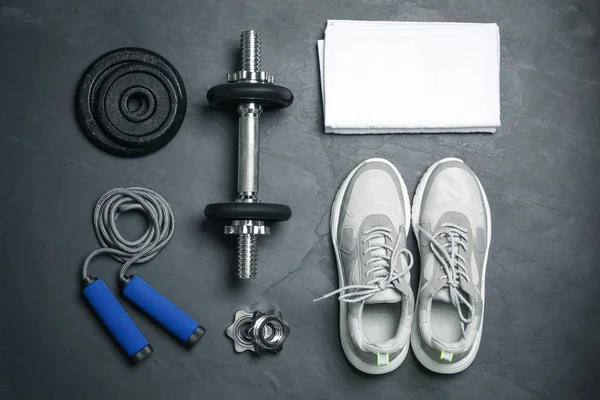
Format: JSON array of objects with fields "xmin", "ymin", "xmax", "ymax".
[{"xmin": 205, "ymin": 30, "xmax": 294, "ymax": 280}]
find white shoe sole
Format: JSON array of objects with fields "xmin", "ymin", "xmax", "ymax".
[
  {"xmin": 410, "ymin": 157, "xmax": 492, "ymax": 374},
  {"xmin": 330, "ymin": 158, "xmax": 411, "ymax": 375}
]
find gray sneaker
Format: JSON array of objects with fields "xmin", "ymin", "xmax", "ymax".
[
  {"xmin": 314, "ymin": 158, "xmax": 414, "ymax": 374},
  {"xmin": 411, "ymin": 158, "xmax": 491, "ymax": 374}
]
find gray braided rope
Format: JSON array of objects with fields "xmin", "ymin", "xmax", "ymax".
[{"xmin": 81, "ymin": 187, "xmax": 175, "ymax": 282}]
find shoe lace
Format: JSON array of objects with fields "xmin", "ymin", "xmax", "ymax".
[
  {"xmin": 417, "ymin": 223, "xmax": 474, "ymax": 335},
  {"xmin": 313, "ymin": 227, "xmax": 413, "ymax": 304}
]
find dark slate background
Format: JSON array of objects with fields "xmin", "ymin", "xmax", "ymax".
[{"xmin": 1, "ymin": 0, "xmax": 599, "ymax": 399}]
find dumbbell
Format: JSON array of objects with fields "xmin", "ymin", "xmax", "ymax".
[{"xmin": 205, "ymin": 30, "xmax": 294, "ymax": 279}]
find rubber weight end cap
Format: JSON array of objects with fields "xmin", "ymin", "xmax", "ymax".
[
  {"xmin": 207, "ymin": 82, "xmax": 293, "ymax": 111},
  {"xmin": 204, "ymin": 202, "xmax": 292, "ymax": 222}
]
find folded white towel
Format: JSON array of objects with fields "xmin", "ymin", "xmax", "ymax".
[{"xmin": 318, "ymin": 20, "xmax": 501, "ymax": 134}]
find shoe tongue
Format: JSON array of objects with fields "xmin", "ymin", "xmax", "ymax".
[
  {"xmin": 433, "ymin": 288, "xmax": 452, "ymax": 303},
  {"xmin": 364, "ymin": 234, "xmax": 403, "ymax": 304},
  {"xmin": 365, "ymin": 288, "xmax": 402, "ymax": 304},
  {"xmin": 433, "ymin": 286, "xmax": 469, "ymax": 304}
]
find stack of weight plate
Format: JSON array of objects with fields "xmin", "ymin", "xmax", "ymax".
[{"xmin": 75, "ymin": 48, "xmax": 187, "ymax": 157}]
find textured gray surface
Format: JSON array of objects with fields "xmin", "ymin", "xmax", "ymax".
[{"xmin": 1, "ymin": 0, "xmax": 599, "ymax": 399}]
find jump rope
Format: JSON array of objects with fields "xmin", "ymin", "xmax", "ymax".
[{"xmin": 81, "ymin": 187, "xmax": 204, "ymax": 363}]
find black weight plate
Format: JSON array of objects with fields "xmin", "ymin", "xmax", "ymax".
[
  {"xmin": 75, "ymin": 48, "xmax": 186, "ymax": 157},
  {"xmin": 206, "ymin": 82, "xmax": 294, "ymax": 111},
  {"xmin": 204, "ymin": 202, "xmax": 292, "ymax": 222},
  {"xmin": 94, "ymin": 65, "xmax": 175, "ymax": 147}
]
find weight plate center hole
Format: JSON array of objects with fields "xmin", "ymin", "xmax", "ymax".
[
  {"xmin": 120, "ymin": 87, "xmax": 156, "ymax": 122},
  {"xmin": 127, "ymin": 93, "xmax": 145, "ymax": 113}
]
